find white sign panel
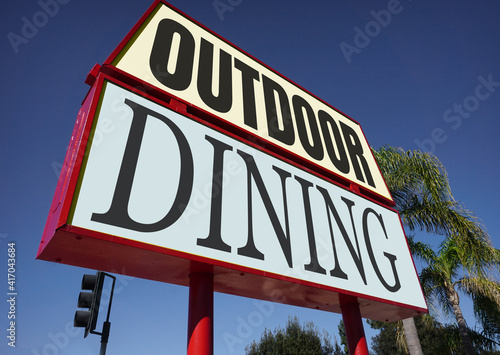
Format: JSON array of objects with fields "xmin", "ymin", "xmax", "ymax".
[
  {"xmin": 106, "ymin": 2, "xmax": 392, "ymax": 202},
  {"xmin": 69, "ymin": 81, "xmax": 426, "ymax": 310}
]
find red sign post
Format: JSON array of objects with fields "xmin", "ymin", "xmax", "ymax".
[
  {"xmin": 187, "ymin": 270, "xmax": 214, "ymax": 355},
  {"xmin": 340, "ymin": 294, "xmax": 369, "ymax": 354}
]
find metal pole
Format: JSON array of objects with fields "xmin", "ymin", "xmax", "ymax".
[
  {"xmin": 94, "ymin": 272, "xmax": 116, "ymax": 355},
  {"xmin": 187, "ymin": 272, "xmax": 214, "ymax": 355},
  {"xmin": 340, "ymin": 294, "xmax": 369, "ymax": 355},
  {"xmin": 99, "ymin": 321, "xmax": 111, "ymax": 355}
]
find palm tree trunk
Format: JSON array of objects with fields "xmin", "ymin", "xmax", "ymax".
[
  {"xmin": 402, "ymin": 318, "xmax": 423, "ymax": 355},
  {"xmin": 448, "ymin": 288, "xmax": 475, "ymax": 354}
]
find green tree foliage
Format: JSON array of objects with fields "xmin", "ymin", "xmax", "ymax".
[
  {"xmin": 373, "ymin": 146, "xmax": 500, "ymax": 354},
  {"xmin": 410, "ymin": 236, "xmax": 500, "ymax": 353},
  {"xmin": 245, "ymin": 316, "xmax": 335, "ymax": 355},
  {"xmin": 374, "ymin": 147, "xmax": 500, "ymax": 354},
  {"xmin": 373, "ymin": 146, "xmax": 484, "ymax": 240},
  {"xmin": 473, "ymin": 284, "xmax": 500, "ymax": 343},
  {"xmin": 337, "ymin": 320, "xmax": 348, "ymax": 354},
  {"xmin": 368, "ymin": 315, "xmax": 499, "ymax": 354}
]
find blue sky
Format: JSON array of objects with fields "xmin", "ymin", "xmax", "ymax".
[{"xmin": 1, "ymin": 0, "xmax": 499, "ymax": 354}]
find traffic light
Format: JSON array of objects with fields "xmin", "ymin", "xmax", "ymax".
[{"xmin": 74, "ymin": 271, "xmax": 104, "ymax": 337}]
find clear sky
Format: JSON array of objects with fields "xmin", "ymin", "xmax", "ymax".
[{"xmin": 1, "ymin": 0, "xmax": 499, "ymax": 354}]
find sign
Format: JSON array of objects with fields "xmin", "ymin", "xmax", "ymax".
[
  {"xmin": 38, "ymin": 75, "xmax": 427, "ymax": 321},
  {"xmin": 103, "ymin": 1, "xmax": 393, "ymax": 204}
]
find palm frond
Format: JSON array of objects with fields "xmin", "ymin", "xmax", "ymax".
[
  {"xmin": 472, "ymin": 291, "xmax": 500, "ymax": 339},
  {"xmin": 407, "ymin": 237, "xmax": 436, "ymax": 263},
  {"xmin": 374, "ymin": 146, "xmax": 452, "ymax": 207},
  {"xmin": 457, "ymin": 277, "xmax": 500, "ymax": 309}
]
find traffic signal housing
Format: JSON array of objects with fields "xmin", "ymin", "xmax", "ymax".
[{"xmin": 74, "ymin": 271, "xmax": 104, "ymax": 337}]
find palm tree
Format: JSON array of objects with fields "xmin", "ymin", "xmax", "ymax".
[
  {"xmin": 409, "ymin": 235, "xmax": 500, "ymax": 354},
  {"xmin": 374, "ymin": 147, "xmax": 484, "ymax": 238},
  {"xmin": 373, "ymin": 146, "xmax": 499, "ymax": 354},
  {"xmin": 373, "ymin": 146, "xmax": 453, "ymax": 354}
]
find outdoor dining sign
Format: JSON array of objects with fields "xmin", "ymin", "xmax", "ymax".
[{"xmin": 37, "ymin": 0, "xmax": 427, "ymax": 322}]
